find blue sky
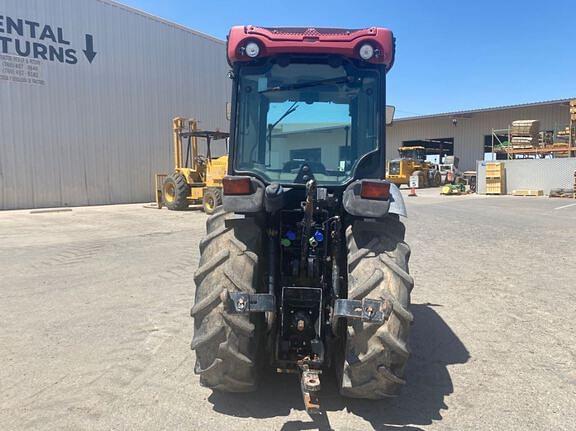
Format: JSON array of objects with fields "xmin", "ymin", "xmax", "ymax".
[{"xmin": 121, "ymin": 0, "xmax": 576, "ymax": 118}]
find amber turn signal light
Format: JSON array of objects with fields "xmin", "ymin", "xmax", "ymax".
[
  {"xmin": 360, "ymin": 180, "xmax": 390, "ymax": 201},
  {"xmin": 223, "ymin": 176, "xmax": 252, "ymax": 195}
]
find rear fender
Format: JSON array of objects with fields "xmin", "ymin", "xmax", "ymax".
[
  {"xmin": 343, "ymin": 180, "xmax": 407, "ymax": 218},
  {"xmin": 222, "ymin": 176, "xmax": 265, "ymax": 213}
]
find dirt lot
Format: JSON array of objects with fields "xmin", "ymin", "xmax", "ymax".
[{"xmin": 1, "ymin": 191, "xmax": 575, "ymax": 431}]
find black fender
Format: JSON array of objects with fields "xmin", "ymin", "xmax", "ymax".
[{"xmin": 222, "ymin": 177, "xmax": 265, "ymax": 213}]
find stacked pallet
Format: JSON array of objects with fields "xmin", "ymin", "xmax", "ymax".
[
  {"xmin": 556, "ymin": 127, "xmax": 571, "ymax": 144},
  {"xmin": 540, "ymin": 130, "xmax": 554, "ymax": 146},
  {"xmin": 549, "ymin": 170, "xmax": 576, "ymax": 198},
  {"xmin": 510, "ymin": 120, "xmax": 540, "ymax": 148},
  {"xmin": 550, "ymin": 188, "xmax": 574, "ymax": 198},
  {"xmin": 485, "ymin": 162, "xmax": 505, "ymax": 195},
  {"xmin": 512, "ymin": 189, "xmax": 543, "ymax": 196}
]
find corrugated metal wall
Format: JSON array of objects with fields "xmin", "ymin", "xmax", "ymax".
[
  {"xmin": 0, "ymin": 0, "xmax": 230, "ymax": 209},
  {"xmin": 476, "ymin": 158, "xmax": 576, "ymax": 195},
  {"xmin": 387, "ymin": 102, "xmax": 570, "ymax": 171}
]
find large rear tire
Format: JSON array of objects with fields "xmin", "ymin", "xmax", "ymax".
[
  {"xmin": 339, "ymin": 216, "xmax": 414, "ymax": 399},
  {"xmin": 163, "ymin": 172, "xmax": 190, "ymax": 210},
  {"xmin": 191, "ymin": 208, "xmax": 262, "ymax": 392}
]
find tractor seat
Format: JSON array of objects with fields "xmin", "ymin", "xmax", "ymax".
[{"xmin": 282, "ymin": 160, "xmax": 326, "ymax": 174}]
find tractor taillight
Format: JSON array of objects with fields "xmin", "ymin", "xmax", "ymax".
[
  {"xmin": 223, "ymin": 176, "xmax": 252, "ymax": 195},
  {"xmin": 360, "ymin": 181, "xmax": 390, "ymax": 201}
]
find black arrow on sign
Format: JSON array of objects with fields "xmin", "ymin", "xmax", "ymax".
[{"xmin": 83, "ymin": 34, "xmax": 97, "ymax": 63}]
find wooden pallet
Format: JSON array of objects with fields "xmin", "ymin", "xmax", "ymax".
[
  {"xmin": 154, "ymin": 173, "xmax": 168, "ymax": 208},
  {"xmin": 512, "ymin": 189, "xmax": 543, "ymax": 197}
]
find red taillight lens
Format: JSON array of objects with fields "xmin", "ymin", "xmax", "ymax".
[
  {"xmin": 223, "ymin": 176, "xmax": 252, "ymax": 195},
  {"xmin": 360, "ymin": 180, "xmax": 390, "ymax": 201}
]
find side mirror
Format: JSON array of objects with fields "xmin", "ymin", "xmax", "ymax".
[
  {"xmin": 385, "ymin": 105, "xmax": 395, "ymax": 125},
  {"xmin": 225, "ymin": 102, "xmax": 231, "ymax": 121}
]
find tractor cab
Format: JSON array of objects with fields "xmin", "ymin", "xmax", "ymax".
[
  {"xmin": 398, "ymin": 145, "xmax": 426, "ymax": 161},
  {"xmin": 226, "ymin": 26, "xmax": 396, "ymax": 190}
]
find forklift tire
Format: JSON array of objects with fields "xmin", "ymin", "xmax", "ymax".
[
  {"xmin": 191, "ymin": 207, "xmax": 262, "ymax": 392},
  {"xmin": 202, "ymin": 188, "xmax": 222, "ymax": 215},
  {"xmin": 339, "ymin": 215, "xmax": 414, "ymax": 399},
  {"xmin": 163, "ymin": 172, "xmax": 190, "ymax": 210}
]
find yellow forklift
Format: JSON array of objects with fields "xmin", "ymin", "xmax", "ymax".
[
  {"xmin": 157, "ymin": 117, "xmax": 229, "ymax": 213},
  {"xmin": 386, "ymin": 146, "xmax": 441, "ymax": 188}
]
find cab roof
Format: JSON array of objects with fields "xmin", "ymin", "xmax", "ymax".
[
  {"xmin": 399, "ymin": 146, "xmax": 426, "ymax": 151},
  {"xmin": 227, "ymin": 26, "xmax": 395, "ymax": 70}
]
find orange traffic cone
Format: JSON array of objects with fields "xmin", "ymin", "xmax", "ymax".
[{"xmin": 408, "ymin": 187, "xmax": 417, "ymax": 197}]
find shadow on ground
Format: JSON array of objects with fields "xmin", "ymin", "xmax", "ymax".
[{"xmin": 208, "ymin": 304, "xmax": 470, "ymax": 431}]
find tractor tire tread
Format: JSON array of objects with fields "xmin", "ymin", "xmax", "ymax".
[
  {"xmin": 190, "ymin": 288, "xmax": 222, "ymax": 318},
  {"xmin": 340, "ymin": 215, "xmax": 413, "ymax": 399},
  {"xmin": 206, "ymin": 207, "xmax": 230, "ymax": 233},
  {"xmin": 199, "ymin": 226, "xmax": 231, "ymax": 254},
  {"xmin": 191, "ymin": 209, "xmax": 261, "ymax": 392},
  {"xmin": 193, "ymin": 249, "xmax": 230, "ymax": 285}
]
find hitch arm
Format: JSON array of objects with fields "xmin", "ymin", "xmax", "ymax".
[
  {"xmin": 228, "ymin": 292, "xmax": 276, "ymax": 313},
  {"xmin": 333, "ymin": 298, "xmax": 392, "ymax": 323}
]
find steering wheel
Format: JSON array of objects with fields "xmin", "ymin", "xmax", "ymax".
[{"xmin": 195, "ymin": 155, "xmax": 207, "ymax": 166}]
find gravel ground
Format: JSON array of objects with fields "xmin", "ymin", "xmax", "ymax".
[{"xmin": 0, "ymin": 191, "xmax": 575, "ymax": 431}]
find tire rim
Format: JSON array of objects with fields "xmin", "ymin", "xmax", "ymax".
[
  {"xmin": 205, "ymin": 195, "xmax": 215, "ymax": 211},
  {"xmin": 164, "ymin": 183, "xmax": 175, "ymax": 203}
]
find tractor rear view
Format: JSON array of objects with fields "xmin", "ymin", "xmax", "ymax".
[{"xmin": 190, "ymin": 25, "xmax": 414, "ymax": 414}]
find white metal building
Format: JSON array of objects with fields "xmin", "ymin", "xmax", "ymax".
[
  {"xmin": 1, "ymin": 0, "xmax": 573, "ymax": 210},
  {"xmin": 0, "ymin": 0, "xmax": 230, "ymax": 210},
  {"xmin": 387, "ymin": 99, "xmax": 573, "ymax": 171}
]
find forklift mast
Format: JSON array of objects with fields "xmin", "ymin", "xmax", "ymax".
[{"xmin": 172, "ymin": 117, "xmax": 200, "ymax": 173}]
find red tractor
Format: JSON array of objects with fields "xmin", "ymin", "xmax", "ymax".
[{"xmin": 191, "ymin": 25, "xmax": 413, "ymax": 413}]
